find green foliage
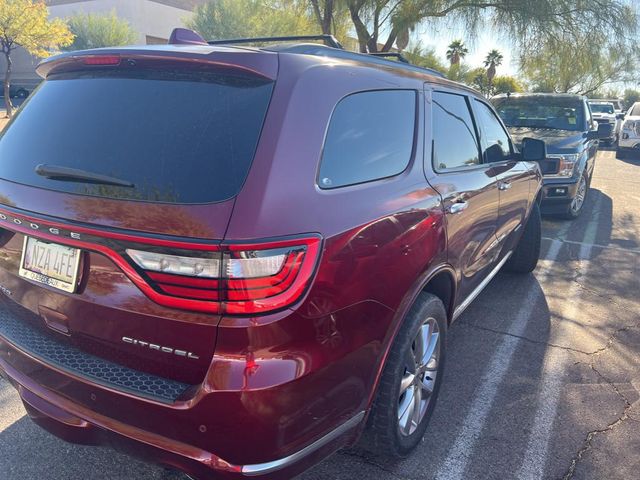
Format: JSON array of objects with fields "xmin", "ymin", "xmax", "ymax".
[
  {"xmin": 446, "ymin": 39, "xmax": 467, "ymax": 65},
  {"xmin": 64, "ymin": 11, "xmax": 136, "ymax": 51},
  {"xmin": 189, "ymin": 0, "xmax": 327, "ymax": 41},
  {"xmin": 624, "ymin": 89, "xmax": 640, "ymax": 109},
  {"xmin": 519, "ymin": 32, "xmax": 637, "ymax": 95},
  {"xmin": 342, "ymin": 0, "xmax": 636, "ymax": 55},
  {"xmin": 483, "ymin": 49, "xmax": 503, "ymax": 69},
  {"xmin": 0, "ymin": 0, "xmax": 73, "ymax": 57},
  {"xmin": 404, "ymin": 43, "xmax": 447, "ymax": 73},
  {"xmin": 467, "ymin": 67, "xmax": 490, "ymax": 96},
  {"xmin": 446, "ymin": 63, "xmax": 471, "ymax": 83},
  {"xmin": 492, "ymin": 75, "xmax": 524, "ymax": 94},
  {"xmin": 587, "ymin": 88, "xmax": 621, "ymax": 100},
  {"xmin": 0, "ymin": 0, "xmax": 73, "ymax": 117}
]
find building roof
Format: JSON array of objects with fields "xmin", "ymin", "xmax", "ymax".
[{"xmin": 45, "ymin": 0, "xmax": 207, "ymax": 10}]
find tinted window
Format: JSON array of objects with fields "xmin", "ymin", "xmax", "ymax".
[
  {"xmin": 492, "ymin": 96, "xmax": 585, "ymax": 132},
  {"xmin": 474, "ymin": 100, "xmax": 511, "ymax": 163},
  {"xmin": 319, "ymin": 90, "xmax": 416, "ymax": 189},
  {"xmin": 0, "ymin": 70, "xmax": 273, "ymax": 203},
  {"xmin": 630, "ymin": 103, "xmax": 640, "ymax": 116},
  {"xmin": 432, "ymin": 92, "xmax": 480, "ymax": 170}
]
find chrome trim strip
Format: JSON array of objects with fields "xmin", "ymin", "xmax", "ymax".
[
  {"xmin": 452, "ymin": 251, "xmax": 512, "ymax": 322},
  {"xmin": 241, "ymin": 411, "xmax": 365, "ymax": 476}
]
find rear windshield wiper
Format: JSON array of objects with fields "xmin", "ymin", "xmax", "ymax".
[{"xmin": 35, "ymin": 164, "xmax": 135, "ymax": 188}]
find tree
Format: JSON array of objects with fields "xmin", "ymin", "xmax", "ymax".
[
  {"xmin": 311, "ymin": 0, "xmax": 636, "ymax": 57},
  {"xmin": 446, "ymin": 62, "xmax": 471, "ymax": 83},
  {"xmin": 0, "ymin": 0, "xmax": 73, "ymax": 118},
  {"xmin": 520, "ymin": 32, "xmax": 638, "ymax": 95},
  {"xmin": 624, "ymin": 89, "xmax": 640, "ymax": 109},
  {"xmin": 64, "ymin": 11, "xmax": 136, "ymax": 51},
  {"xmin": 189, "ymin": 0, "xmax": 344, "ymax": 42},
  {"xmin": 492, "ymin": 75, "xmax": 523, "ymax": 95},
  {"xmin": 483, "ymin": 49, "xmax": 503, "ymax": 85},
  {"xmin": 467, "ymin": 67, "xmax": 490, "ymax": 96},
  {"xmin": 404, "ymin": 43, "xmax": 446, "ymax": 74},
  {"xmin": 446, "ymin": 40, "xmax": 467, "ymax": 66}
]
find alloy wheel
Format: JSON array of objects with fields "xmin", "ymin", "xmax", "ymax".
[
  {"xmin": 397, "ymin": 317, "xmax": 440, "ymax": 436},
  {"xmin": 571, "ymin": 175, "xmax": 587, "ymax": 214}
]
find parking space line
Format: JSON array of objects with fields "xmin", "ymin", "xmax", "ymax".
[
  {"xmin": 434, "ymin": 238, "xmax": 566, "ymax": 480},
  {"xmin": 517, "ymin": 196, "xmax": 601, "ymax": 478},
  {"xmin": 542, "ymin": 237, "xmax": 640, "ymax": 254}
]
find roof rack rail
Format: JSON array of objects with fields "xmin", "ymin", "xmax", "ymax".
[
  {"xmin": 208, "ymin": 34, "xmax": 344, "ymax": 50},
  {"xmin": 367, "ymin": 52, "xmax": 410, "ymax": 64}
]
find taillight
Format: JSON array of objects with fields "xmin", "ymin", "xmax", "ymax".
[
  {"xmin": 81, "ymin": 55, "xmax": 121, "ymax": 66},
  {"xmin": 126, "ymin": 236, "xmax": 321, "ymax": 315}
]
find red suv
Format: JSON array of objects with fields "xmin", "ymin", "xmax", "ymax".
[{"xmin": 0, "ymin": 30, "xmax": 545, "ymax": 479}]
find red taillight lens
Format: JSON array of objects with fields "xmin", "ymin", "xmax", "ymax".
[
  {"xmin": 126, "ymin": 236, "xmax": 321, "ymax": 315},
  {"xmin": 82, "ymin": 55, "xmax": 121, "ymax": 66}
]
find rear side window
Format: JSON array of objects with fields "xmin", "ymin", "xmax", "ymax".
[
  {"xmin": 0, "ymin": 70, "xmax": 273, "ymax": 204},
  {"xmin": 432, "ymin": 92, "xmax": 480, "ymax": 170},
  {"xmin": 318, "ymin": 90, "xmax": 416, "ymax": 189}
]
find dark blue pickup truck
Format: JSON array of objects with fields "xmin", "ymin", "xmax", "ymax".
[{"xmin": 492, "ymin": 93, "xmax": 612, "ymax": 219}]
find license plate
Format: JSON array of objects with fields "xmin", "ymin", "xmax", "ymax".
[{"xmin": 19, "ymin": 237, "xmax": 81, "ymax": 293}]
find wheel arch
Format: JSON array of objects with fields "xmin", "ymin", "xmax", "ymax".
[{"xmin": 361, "ymin": 262, "xmax": 457, "ymax": 417}]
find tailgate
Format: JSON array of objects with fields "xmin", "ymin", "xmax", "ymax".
[{"xmin": 0, "ymin": 50, "xmax": 276, "ymax": 397}]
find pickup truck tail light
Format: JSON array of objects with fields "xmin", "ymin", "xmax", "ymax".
[{"xmin": 127, "ymin": 236, "xmax": 321, "ymax": 315}]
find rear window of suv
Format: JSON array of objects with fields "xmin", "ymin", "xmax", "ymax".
[{"xmin": 0, "ymin": 70, "xmax": 273, "ymax": 204}]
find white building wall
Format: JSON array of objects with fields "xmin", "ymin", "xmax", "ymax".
[
  {"xmin": 49, "ymin": 0, "xmax": 196, "ymax": 45},
  {"xmin": 2, "ymin": 0, "xmax": 197, "ymax": 91}
]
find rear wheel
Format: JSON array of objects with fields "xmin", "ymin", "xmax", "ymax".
[
  {"xmin": 15, "ymin": 89, "xmax": 27, "ymax": 99},
  {"xmin": 361, "ymin": 293, "xmax": 446, "ymax": 457},
  {"xmin": 562, "ymin": 172, "xmax": 588, "ymax": 219},
  {"xmin": 504, "ymin": 202, "xmax": 541, "ymax": 274}
]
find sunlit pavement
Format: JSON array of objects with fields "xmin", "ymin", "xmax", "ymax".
[{"xmin": 2, "ymin": 148, "xmax": 639, "ymax": 479}]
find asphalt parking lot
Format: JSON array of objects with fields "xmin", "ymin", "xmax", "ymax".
[{"xmin": 1, "ymin": 147, "xmax": 639, "ymax": 480}]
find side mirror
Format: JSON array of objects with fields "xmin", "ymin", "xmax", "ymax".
[
  {"xmin": 617, "ymin": 113, "xmax": 626, "ymax": 120},
  {"xmin": 587, "ymin": 122, "xmax": 613, "ymax": 140},
  {"xmin": 521, "ymin": 137, "xmax": 547, "ymax": 162}
]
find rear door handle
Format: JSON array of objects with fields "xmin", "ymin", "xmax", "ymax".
[
  {"xmin": 447, "ymin": 201, "xmax": 469, "ymax": 214},
  {"xmin": 498, "ymin": 181, "xmax": 512, "ymax": 191}
]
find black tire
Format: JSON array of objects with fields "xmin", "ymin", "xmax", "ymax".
[
  {"xmin": 504, "ymin": 201, "xmax": 541, "ymax": 274},
  {"xmin": 360, "ymin": 292, "xmax": 447, "ymax": 458},
  {"xmin": 616, "ymin": 148, "xmax": 626, "ymax": 159},
  {"xmin": 561, "ymin": 171, "xmax": 588, "ymax": 220},
  {"xmin": 16, "ymin": 89, "xmax": 27, "ymax": 99}
]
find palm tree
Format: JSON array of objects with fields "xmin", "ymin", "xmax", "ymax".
[
  {"xmin": 484, "ymin": 49, "xmax": 504, "ymax": 84},
  {"xmin": 446, "ymin": 40, "xmax": 468, "ymax": 66}
]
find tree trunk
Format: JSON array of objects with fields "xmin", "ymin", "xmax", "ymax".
[
  {"xmin": 310, "ymin": 0, "xmax": 334, "ymax": 35},
  {"xmin": 3, "ymin": 51, "xmax": 12, "ymax": 119},
  {"xmin": 322, "ymin": 0, "xmax": 334, "ymax": 35},
  {"xmin": 487, "ymin": 63, "xmax": 496, "ymax": 85},
  {"xmin": 349, "ymin": 4, "xmax": 371, "ymax": 53}
]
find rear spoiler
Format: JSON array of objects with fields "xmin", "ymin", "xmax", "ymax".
[{"xmin": 36, "ymin": 45, "xmax": 278, "ymax": 81}]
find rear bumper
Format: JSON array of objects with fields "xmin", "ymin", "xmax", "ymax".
[
  {"xmin": 0, "ymin": 337, "xmax": 365, "ymax": 479},
  {"xmin": 0, "ymin": 296, "xmax": 387, "ymax": 479}
]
